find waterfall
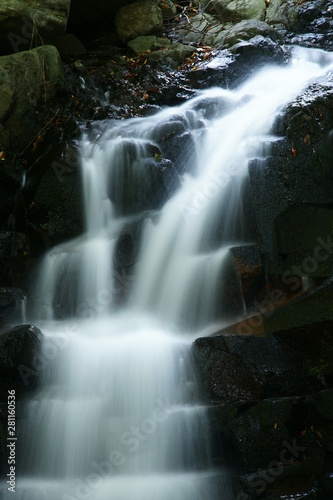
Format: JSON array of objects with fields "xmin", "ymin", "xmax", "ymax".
[{"xmin": 4, "ymin": 47, "xmax": 333, "ymax": 499}]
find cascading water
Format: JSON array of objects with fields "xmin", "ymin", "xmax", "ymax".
[{"xmin": 4, "ymin": 47, "xmax": 333, "ymax": 499}]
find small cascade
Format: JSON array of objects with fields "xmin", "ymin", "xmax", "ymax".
[
  {"xmin": 132, "ymin": 48, "xmax": 333, "ymax": 328},
  {"xmin": 5, "ymin": 47, "xmax": 333, "ymax": 500}
]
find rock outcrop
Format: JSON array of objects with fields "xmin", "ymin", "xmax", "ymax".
[
  {"xmin": 0, "ymin": 0, "xmax": 71, "ymax": 55},
  {"xmin": 0, "ymin": 45, "xmax": 66, "ymax": 150},
  {"xmin": 115, "ymin": 0, "xmax": 164, "ymax": 43},
  {"xmin": 249, "ymin": 73, "xmax": 333, "ymax": 278}
]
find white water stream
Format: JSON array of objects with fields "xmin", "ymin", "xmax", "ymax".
[{"xmin": 4, "ymin": 47, "xmax": 333, "ymax": 499}]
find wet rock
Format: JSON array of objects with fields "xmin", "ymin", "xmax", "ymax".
[
  {"xmin": 184, "ymin": 35, "xmax": 285, "ymax": 91},
  {"xmin": 229, "ymin": 245, "xmax": 265, "ymax": 306},
  {"xmin": 207, "ymin": 396, "xmax": 324, "ymax": 473},
  {"xmin": 267, "ymin": 0, "xmax": 333, "ymax": 50},
  {"xmin": 190, "ymin": 94, "xmax": 235, "ymax": 121},
  {"xmin": 184, "ymin": 49, "xmax": 234, "ymax": 89},
  {"xmin": 229, "ymin": 35, "xmax": 285, "ymax": 72},
  {"xmin": 229, "ymin": 397, "xmax": 319, "ymax": 471},
  {"xmin": 249, "ymin": 74, "xmax": 333, "ymax": 277},
  {"xmin": 112, "ymin": 218, "xmax": 149, "ymax": 303},
  {"xmin": 151, "ymin": 119, "xmax": 197, "ymax": 174},
  {"xmin": 0, "ymin": 324, "xmax": 43, "ymax": 475},
  {"xmin": 115, "ymin": 0, "xmax": 164, "ymax": 44},
  {"xmin": 0, "ymin": 324, "xmax": 42, "ymax": 385},
  {"xmin": 0, "ymin": 288, "xmax": 25, "ymax": 324},
  {"xmin": 215, "ymin": 251, "xmax": 247, "ymax": 321},
  {"xmin": 106, "ymin": 139, "xmax": 178, "ymax": 215},
  {"xmin": 196, "ymin": 325, "xmax": 333, "ymax": 494},
  {"xmin": 276, "ymin": 204, "xmax": 333, "ymax": 264},
  {"xmin": 307, "ymin": 389, "xmax": 333, "ymax": 454},
  {"xmin": 235, "ymin": 461, "xmax": 324, "ymax": 498},
  {"xmin": 0, "ymin": 0, "xmax": 70, "ymax": 55},
  {"xmin": 214, "ymin": 21, "xmax": 286, "ymax": 85},
  {"xmin": 0, "ymin": 46, "xmax": 65, "ymax": 151},
  {"xmin": 267, "ymin": 0, "xmax": 322, "ymax": 31},
  {"xmin": 266, "ymin": 308, "xmax": 333, "ymax": 388},
  {"xmin": 114, "ymin": 231, "xmax": 138, "ymax": 271},
  {"xmin": 194, "ymin": 336, "xmax": 263, "ymax": 403},
  {"xmin": 196, "ymin": 176, "xmax": 258, "ymax": 253},
  {"xmin": 195, "ymin": 317, "xmax": 333, "ymax": 401},
  {"xmin": 29, "ymin": 140, "xmax": 84, "ymax": 247},
  {"xmin": 194, "ymin": 333, "xmax": 307, "ymax": 404}
]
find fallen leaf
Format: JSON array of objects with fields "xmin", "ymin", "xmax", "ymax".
[
  {"xmin": 291, "ymin": 146, "xmax": 297, "ymax": 157},
  {"xmin": 33, "ymin": 134, "xmax": 43, "ymax": 150}
]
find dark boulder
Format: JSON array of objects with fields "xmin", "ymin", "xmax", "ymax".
[
  {"xmin": 194, "ymin": 336, "xmax": 263, "ymax": 404},
  {"xmin": 267, "ymin": 0, "xmax": 333, "ymax": 50},
  {"xmin": 193, "ymin": 333, "xmax": 307, "ymax": 404},
  {"xmin": 185, "ymin": 41, "xmax": 286, "ymax": 91},
  {"xmin": 207, "ymin": 396, "xmax": 324, "ymax": 472},
  {"xmin": 151, "ymin": 120, "xmax": 197, "ymax": 175},
  {"xmin": 106, "ymin": 139, "xmax": 179, "ymax": 215},
  {"xmin": 194, "ymin": 319, "xmax": 333, "ymax": 496},
  {"xmin": 27, "ymin": 140, "xmax": 84, "ymax": 247},
  {"xmin": 0, "ymin": 324, "xmax": 43, "ymax": 388},
  {"xmin": 229, "ymin": 245, "xmax": 265, "ymax": 307},
  {"xmin": 249, "ymin": 74, "xmax": 333, "ymax": 277},
  {"xmin": 0, "ymin": 45, "xmax": 66, "ymax": 151},
  {"xmin": 0, "ymin": 324, "xmax": 43, "ymax": 476},
  {"xmin": 112, "ymin": 217, "xmax": 150, "ymax": 304},
  {"xmin": 115, "ymin": 0, "xmax": 164, "ymax": 44},
  {"xmin": 263, "ymin": 280, "xmax": 333, "ymax": 335}
]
